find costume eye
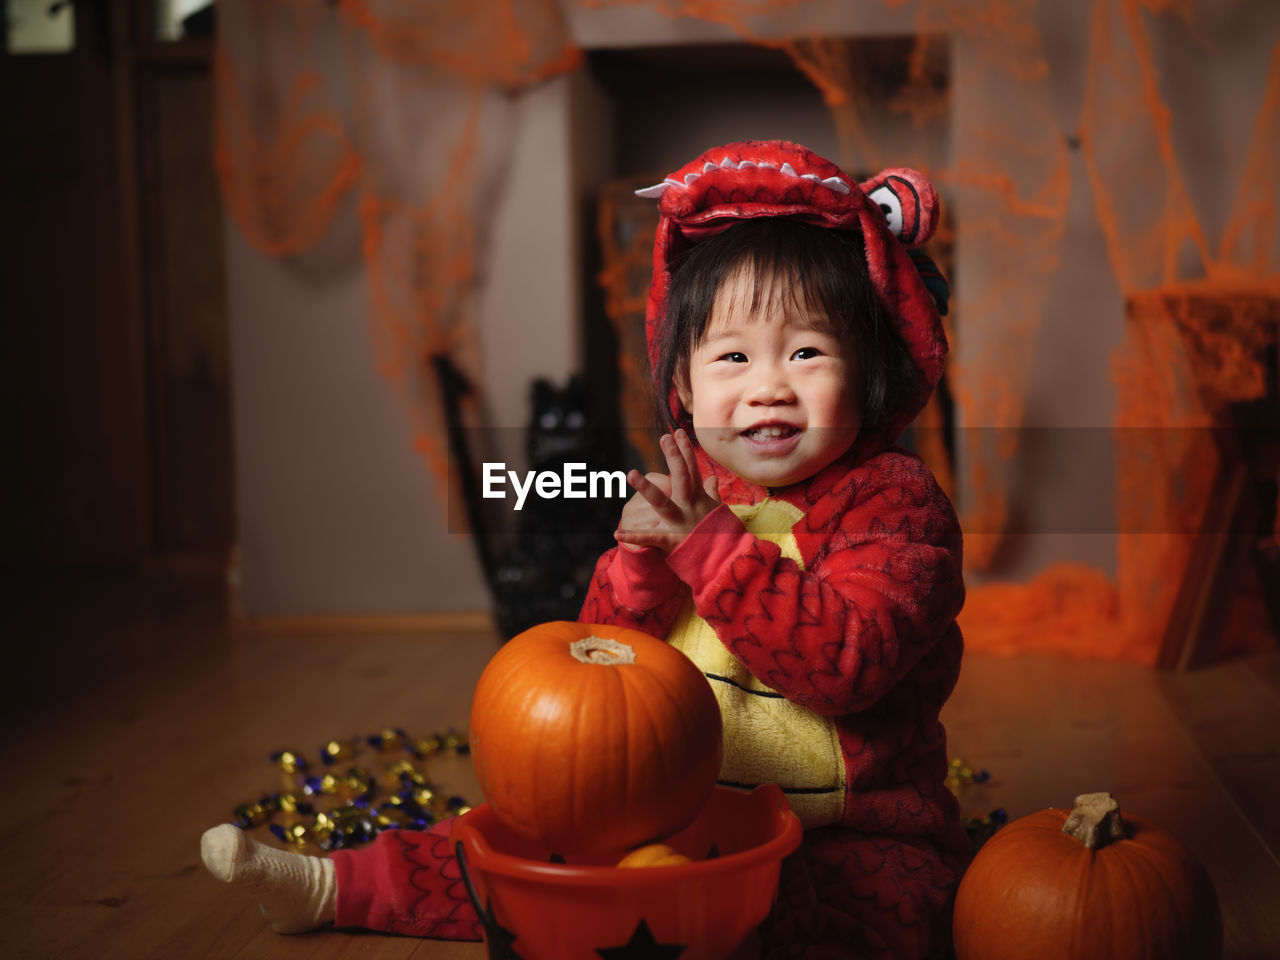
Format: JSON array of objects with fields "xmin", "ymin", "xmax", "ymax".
[{"xmin": 868, "ymin": 184, "xmax": 904, "ymax": 238}]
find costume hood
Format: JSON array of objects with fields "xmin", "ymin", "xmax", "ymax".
[{"xmin": 636, "ymin": 139, "xmax": 950, "ymax": 447}]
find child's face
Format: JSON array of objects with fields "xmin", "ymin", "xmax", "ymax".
[{"xmin": 678, "ymin": 264, "xmax": 863, "ymax": 488}]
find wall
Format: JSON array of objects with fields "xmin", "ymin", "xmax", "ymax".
[{"xmin": 227, "ymin": 203, "xmax": 479, "ymax": 616}]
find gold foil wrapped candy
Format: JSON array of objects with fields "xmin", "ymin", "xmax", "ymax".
[{"xmin": 234, "ymin": 729, "xmax": 472, "ymax": 852}]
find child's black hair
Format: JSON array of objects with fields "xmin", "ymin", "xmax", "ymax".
[{"xmin": 654, "ymin": 218, "xmax": 919, "ymax": 437}]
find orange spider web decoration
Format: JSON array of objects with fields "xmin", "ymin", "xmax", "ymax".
[
  {"xmin": 213, "ymin": 0, "xmax": 1278, "ymax": 663},
  {"xmin": 214, "ymin": 0, "xmax": 580, "ymax": 481}
]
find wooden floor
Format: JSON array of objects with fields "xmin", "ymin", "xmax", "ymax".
[{"xmin": 2, "ymin": 572, "xmax": 1278, "ymax": 959}]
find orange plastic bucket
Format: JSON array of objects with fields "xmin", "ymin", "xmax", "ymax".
[{"xmin": 451, "ymin": 784, "xmax": 802, "ymax": 959}]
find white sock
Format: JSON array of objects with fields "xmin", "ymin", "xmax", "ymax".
[{"xmin": 201, "ymin": 823, "xmax": 337, "ymax": 934}]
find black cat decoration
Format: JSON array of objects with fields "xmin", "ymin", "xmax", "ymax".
[{"xmin": 435, "ymin": 356, "xmax": 622, "ymax": 639}]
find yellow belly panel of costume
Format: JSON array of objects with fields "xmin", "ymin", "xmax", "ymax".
[{"xmin": 668, "ymin": 499, "xmax": 846, "ymax": 828}]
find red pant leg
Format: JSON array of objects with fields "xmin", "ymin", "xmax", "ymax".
[
  {"xmin": 329, "ymin": 819, "xmax": 481, "ymax": 940},
  {"xmin": 762, "ymin": 825, "xmax": 965, "ymax": 960}
]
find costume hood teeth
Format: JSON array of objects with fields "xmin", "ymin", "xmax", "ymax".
[{"xmin": 636, "ymin": 151, "xmax": 852, "ymax": 200}]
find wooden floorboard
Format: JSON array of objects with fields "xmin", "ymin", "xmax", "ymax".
[
  {"xmin": 1156, "ymin": 654, "xmax": 1280, "ymax": 861},
  {"xmin": 1, "ymin": 572, "xmax": 1276, "ymax": 959}
]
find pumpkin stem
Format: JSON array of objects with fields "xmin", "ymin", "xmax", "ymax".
[
  {"xmin": 1062, "ymin": 792, "xmax": 1126, "ymax": 849},
  {"xmin": 570, "ymin": 635, "xmax": 636, "ymax": 665}
]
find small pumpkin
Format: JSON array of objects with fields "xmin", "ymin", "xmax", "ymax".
[
  {"xmin": 469, "ymin": 621, "xmax": 723, "ymax": 855},
  {"xmin": 953, "ymin": 792, "xmax": 1223, "ymax": 960},
  {"xmin": 616, "ymin": 843, "xmax": 692, "ymax": 868}
]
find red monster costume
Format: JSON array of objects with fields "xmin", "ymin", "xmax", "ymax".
[
  {"xmin": 578, "ymin": 141, "xmax": 969, "ymax": 959},
  {"xmin": 328, "ymin": 141, "xmax": 968, "ymax": 959}
]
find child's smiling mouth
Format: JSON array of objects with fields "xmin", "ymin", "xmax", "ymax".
[{"xmin": 740, "ymin": 422, "xmax": 803, "ymax": 453}]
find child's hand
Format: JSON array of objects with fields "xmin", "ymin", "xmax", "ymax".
[{"xmin": 615, "ymin": 430, "xmax": 721, "ymax": 554}]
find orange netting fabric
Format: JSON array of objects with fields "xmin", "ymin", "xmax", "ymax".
[
  {"xmin": 214, "ymin": 0, "xmax": 1279, "ymax": 663},
  {"xmin": 960, "ymin": 0, "xmax": 1279, "ymax": 663},
  {"xmin": 214, "ymin": 0, "xmax": 580, "ymax": 478}
]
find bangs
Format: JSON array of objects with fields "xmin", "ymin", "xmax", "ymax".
[
  {"xmin": 705, "ymin": 256, "xmax": 847, "ymax": 341},
  {"xmin": 692, "ymin": 222, "xmax": 856, "ymax": 347}
]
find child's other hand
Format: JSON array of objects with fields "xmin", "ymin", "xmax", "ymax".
[{"xmin": 615, "ymin": 429, "xmax": 720, "ymax": 554}]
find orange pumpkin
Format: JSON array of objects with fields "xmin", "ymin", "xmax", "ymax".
[
  {"xmin": 616, "ymin": 843, "xmax": 693, "ymax": 868},
  {"xmin": 469, "ymin": 621, "xmax": 723, "ymax": 854},
  {"xmin": 953, "ymin": 792, "xmax": 1223, "ymax": 960}
]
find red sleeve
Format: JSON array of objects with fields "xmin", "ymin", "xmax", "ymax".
[
  {"xmin": 578, "ymin": 543, "xmax": 687, "ymax": 638},
  {"xmin": 665, "ymin": 458, "xmax": 963, "ymax": 715}
]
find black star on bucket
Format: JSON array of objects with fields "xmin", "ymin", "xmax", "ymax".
[
  {"xmin": 475, "ymin": 897, "xmax": 522, "ymax": 960},
  {"xmin": 454, "ymin": 842, "xmax": 524, "ymax": 960},
  {"xmin": 595, "ymin": 918, "xmax": 687, "ymax": 959}
]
